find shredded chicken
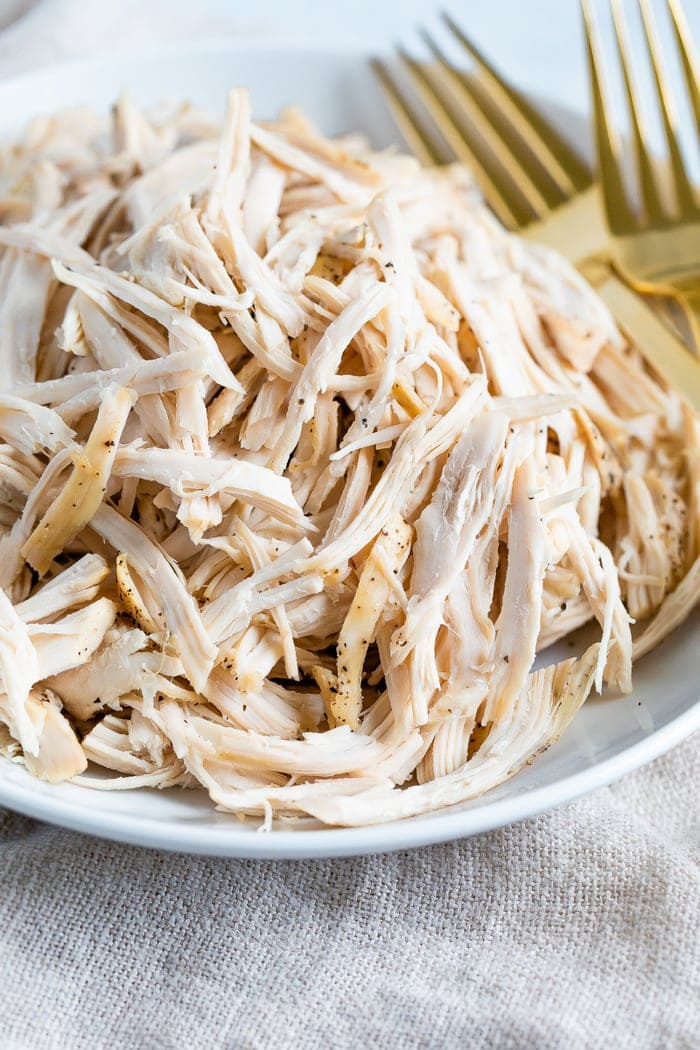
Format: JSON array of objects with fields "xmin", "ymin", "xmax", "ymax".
[{"xmin": 0, "ymin": 89, "xmax": 697, "ymax": 827}]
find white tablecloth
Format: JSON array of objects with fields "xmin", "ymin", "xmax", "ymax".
[{"xmin": 0, "ymin": 4, "xmax": 698, "ymax": 1047}]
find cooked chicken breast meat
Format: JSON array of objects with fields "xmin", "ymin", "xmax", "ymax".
[{"xmin": 0, "ymin": 89, "xmax": 697, "ymax": 827}]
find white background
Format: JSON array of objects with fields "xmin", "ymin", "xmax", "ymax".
[{"xmin": 0, "ymin": 0, "xmax": 699, "ymax": 131}]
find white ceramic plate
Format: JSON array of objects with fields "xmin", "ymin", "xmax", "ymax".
[{"xmin": 0, "ymin": 43, "xmax": 698, "ymax": 858}]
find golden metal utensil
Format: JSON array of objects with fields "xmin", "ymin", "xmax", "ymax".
[
  {"xmin": 372, "ymin": 8, "xmax": 700, "ymax": 407},
  {"xmin": 583, "ymin": 0, "xmax": 700, "ymax": 346}
]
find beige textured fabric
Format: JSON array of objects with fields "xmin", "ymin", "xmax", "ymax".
[{"xmin": 0, "ymin": 734, "xmax": 698, "ymax": 1050}]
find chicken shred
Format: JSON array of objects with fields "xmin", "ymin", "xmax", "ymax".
[{"xmin": 0, "ymin": 88, "xmax": 697, "ymax": 828}]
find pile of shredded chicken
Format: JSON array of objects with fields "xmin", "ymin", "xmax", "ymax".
[{"xmin": 0, "ymin": 89, "xmax": 698, "ymax": 828}]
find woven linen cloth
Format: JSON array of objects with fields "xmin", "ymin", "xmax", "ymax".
[{"xmin": 0, "ymin": 734, "xmax": 698, "ymax": 1050}]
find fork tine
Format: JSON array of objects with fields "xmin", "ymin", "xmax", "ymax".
[
  {"xmin": 419, "ymin": 28, "xmax": 565, "ymax": 212},
  {"xmin": 667, "ymin": 0, "xmax": 700, "ymax": 136},
  {"xmin": 373, "ymin": 55, "xmax": 522, "ymax": 228},
  {"xmin": 639, "ymin": 0, "xmax": 697, "ymax": 218},
  {"xmin": 371, "ymin": 58, "xmax": 449, "ymax": 167},
  {"xmin": 395, "ymin": 49, "xmax": 530, "ymax": 229},
  {"xmin": 414, "ymin": 32, "xmax": 556, "ymax": 215},
  {"xmin": 442, "ymin": 11, "xmax": 591, "ymax": 192},
  {"xmin": 581, "ymin": 0, "xmax": 638, "ymax": 234},
  {"xmin": 611, "ymin": 0, "xmax": 667, "ymax": 224}
]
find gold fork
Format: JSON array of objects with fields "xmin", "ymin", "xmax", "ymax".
[
  {"xmin": 583, "ymin": 0, "xmax": 700, "ymax": 347},
  {"xmin": 372, "ymin": 11, "xmax": 700, "ymax": 408},
  {"xmin": 372, "ymin": 21, "xmax": 605, "ymax": 261}
]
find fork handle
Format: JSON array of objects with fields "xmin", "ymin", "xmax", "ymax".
[
  {"xmin": 674, "ymin": 286, "xmax": 700, "ymax": 357},
  {"xmin": 591, "ymin": 267, "xmax": 700, "ymax": 413}
]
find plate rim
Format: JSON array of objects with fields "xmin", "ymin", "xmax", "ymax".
[
  {"xmin": 0, "ymin": 41, "xmax": 696, "ymax": 858},
  {"xmin": 1, "ymin": 697, "xmax": 698, "ymax": 858},
  {"xmin": 0, "ymin": 36, "xmax": 373, "ymax": 94}
]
